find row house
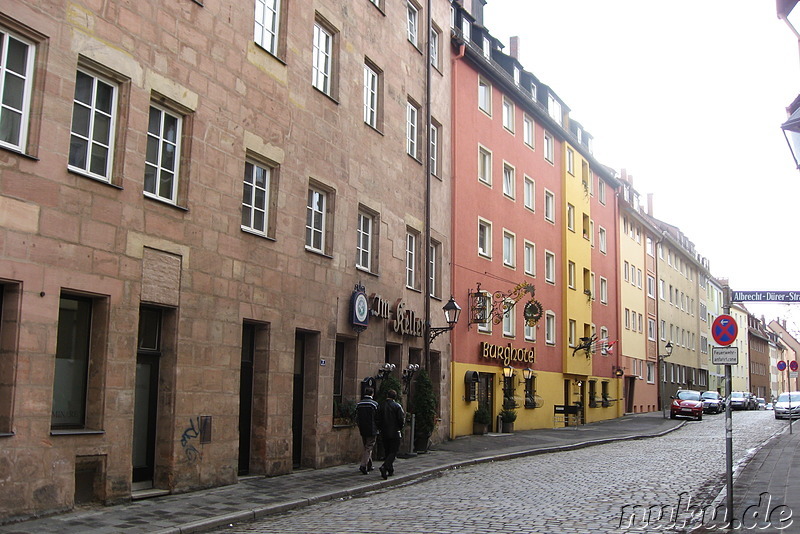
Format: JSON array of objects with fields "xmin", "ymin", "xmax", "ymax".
[
  {"xmin": 448, "ymin": 0, "xmax": 620, "ymax": 437},
  {"xmin": 747, "ymin": 314, "xmax": 771, "ymax": 399},
  {"xmin": 769, "ymin": 319, "xmax": 800, "ymax": 395},
  {"xmin": 0, "ymin": 0, "xmax": 454, "ymax": 521}
]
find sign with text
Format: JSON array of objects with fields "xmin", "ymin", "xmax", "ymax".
[
  {"xmin": 712, "ymin": 346, "xmax": 739, "ymax": 365},
  {"xmin": 731, "ymin": 291, "xmax": 800, "ymax": 303}
]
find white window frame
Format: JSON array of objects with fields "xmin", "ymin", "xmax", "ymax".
[
  {"xmin": 523, "ymin": 176, "xmax": 535, "ymax": 211},
  {"xmin": 544, "ymin": 250, "xmax": 555, "ymax": 284},
  {"xmin": 567, "ymin": 261, "xmax": 575, "ymax": 289},
  {"xmin": 599, "ymin": 226, "xmax": 607, "ymax": 254},
  {"xmin": 430, "ymin": 26, "xmax": 440, "ymax": 69},
  {"xmin": 144, "ymin": 104, "xmax": 182, "ymax": 204},
  {"xmin": 544, "ymin": 131, "xmax": 554, "ymax": 163},
  {"xmin": 568, "ymin": 319, "xmax": 577, "ymax": 347},
  {"xmin": 502, "ymin": 299, "xmax": 515, "ymax": 337},
  {"xmin": 566, "ymin": 204, "xmax": 575, "ymax": 232},
  {"xmin": 406, "ymin": 230, "xmax": 418, "ymax": 289},
  {"xmin": 544, "ymin": 189, "xmax": 555, "ymax": 223},
  {"xmin": 478, "ymin": 145, "xmax": 492, "ymax": 185},
  {"xmin": 502, "ymin": 162, "xmax": 515, "ymax": 199},
  {"xmin": 598, "ymin": 180, "xmax": 606, "ymax": 205},
  {"xmin": 306, "ymin": 186, "xmax": 327, "ymax": 253},
  {"xmin": 242, "ymin": 159, "xmax": 271, "ymax": 236},
  {"xmin": 502, "ymin": 97, "xmax": 514, "ymax": 132},
  {"xmin": 407, "ymin": 1, "xmax": 419, "ymax": 47},
  {"xmin": 312, "ymin": 22, "xmax": 333, "ymax": 95},
  {"xmin": 566, "ymin": 147, "xmax": 574, "ymax": 175},
  {"xmin": 0, "ymin": 28, "xmax": 35, "ymax": 153},
  {"xmin": 363, "ymin": 63, "xmax": 379, "ymax": 128},
  {"xmin": 407, "ymin": 100, "xmax": 419, "ymax": 158},
  {"xmin": 68, "ymin": 69, "xmax": 118, "ymax": 182},
  {"xmin": 478, "ymin": 78, "xmax": 491, "ymax": 115},
  {"xmin": 477, "ymin": 291, "xmax": 492, "ymax": 333},
  {"xmin": 600, "ymin": 277, "xmax": 608, "ymax": 304},
  {"xmin": 524, "ymin": 241, "xmax": 535, "ymax": 276},
  {"xmin": 356, "ymin": 210, "xmax": 374, "ymax": 272},
  {"xmin": 254, "ymin": 0, "xmax": 281, "ymax": 55},
  {"xmin": 545, "ymin": 311, "xmax": 556, "ymax": 345},
  {"xmin": 502, "ymin": 230, "xmax": 515, "ymax": 268},
  {"xmin": 523, "ymin": 114, "xmax": 534, "ymax": 148},
  {"xmin": 478, "ymin": 218, "xmax": 492, "ymax": 258},
  {"xmin": 430, "ymin": 121, "xmax": 439, "ymax": 176}
]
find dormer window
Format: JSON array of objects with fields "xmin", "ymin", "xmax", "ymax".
[
  {"xmin": 513, "ymin": 66, "xmax": 520, "ymax": 85},
  {"xmin": 547, "ymin": 94, "xmax": 562, "ymax": 126},
  {"xmin": 482, "ymin": 36, "xmax": 491, "ymax": 58},
  {"xmin": 462, "ymin": 17, "xmax": 471, "ymax": 41}
]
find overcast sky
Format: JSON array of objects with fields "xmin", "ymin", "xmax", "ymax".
[{"xmin": 484, "ymin": 0, "xmax": 800, "ymax": 334}]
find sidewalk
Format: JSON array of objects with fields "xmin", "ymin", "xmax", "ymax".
[{"xmin": 0, "ymin": 413, "xmax": 683, "ymax": 534}]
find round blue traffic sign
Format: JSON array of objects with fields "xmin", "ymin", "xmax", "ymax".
[
  {"xmin": 711, "ymin": 315, "xmax": 737, "ymax": 346},
  {"xmin": 791, "ymin": 361, "xmax": 799, "ymax": 372},
  {"xmin": 778, "ymin": 360, "xmax": 787, "ymax": 371}
]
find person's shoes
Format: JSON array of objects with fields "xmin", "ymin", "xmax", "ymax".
[
  {"xmin": 367, "ymin": 463, "xmax": 374, "ymax": 472},
  {"xmin": 359, "ymin": 466, "xmax": 368, "ymax": 475},
  {"xmin": 379, "ymin": 466, "xmax": 388, "ymax": 480}
]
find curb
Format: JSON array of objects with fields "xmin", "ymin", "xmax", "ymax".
[{"xmin": 154, "ymin": 420, "xmax": 686, "ymax": 534}]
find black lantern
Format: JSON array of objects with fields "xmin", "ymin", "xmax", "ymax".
[{"xmin": 428, "ymin": 296, "xmax": 462, "ymax": 342}]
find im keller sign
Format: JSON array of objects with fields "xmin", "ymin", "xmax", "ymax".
[{"xmin": 731, "ymin": 291, "xmax": 800, "ymax": 302}]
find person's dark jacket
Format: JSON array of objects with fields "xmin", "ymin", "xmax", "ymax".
[
  {"xmin": 356, "ymin": 396, "xmax": 378, "ymax": 437},
  {"xmin": 377, "ymin": 398, "xmax": 405, "ymax": 439}
]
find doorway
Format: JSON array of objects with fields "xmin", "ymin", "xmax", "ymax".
[
  {"xmin": 625, "ymin": 376, "xmax": 636, "ymax": 414},
  {"xmin": 132, "ymin": 307, "xmax": 162, "ymax": 488},
  {"xmin": 292, "ymin": 332, "xmax": 305, "ymax": 469},
  {"xmin": 238, "ymin": 324, "xmax": 255, "ymax": 475},
  {"xmin": 477, "ymin": 373, "xmax": 494, "ymax": 431}
]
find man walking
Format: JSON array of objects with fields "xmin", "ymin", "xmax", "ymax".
[
  {"xmin": 356, "ymin": 387, "xmax": 378, "ymax": 475},
  {"xmin": 377, "ymin": 389, "xmax": 405, "ymax": 480}
]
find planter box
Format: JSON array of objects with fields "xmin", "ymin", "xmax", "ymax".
[{"xmin": 473, "ymin": 422, "xmax": 488, "ymax": 435}]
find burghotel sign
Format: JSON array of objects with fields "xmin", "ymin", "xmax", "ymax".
[{"xmin": 480, "ymin": 341, "xmax": 535, "ymax": 367}]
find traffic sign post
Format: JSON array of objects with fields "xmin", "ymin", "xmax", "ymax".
[
  {"xmin": 712, "ymin": 315, "xmax": 738, "ymax": 346},
  {"xmin": 719, "ymin": 289, "xmax": 737, "ymax": 529}
]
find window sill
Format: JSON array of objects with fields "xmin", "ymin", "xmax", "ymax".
[
  {"xmin": 0, "ymin": 432, "xmax": 14, "ymax": 438},
  {"xmin": 68, "ymin": 167, "xmax": 123, "ymax": 189},
  {"xmin": 143, "ymin": 192, "xmax": 189, "ymax": 212},
  {"xmin": 50, "ymin": 429, "xmax": 105, "ymax": 436},
  {"xmin": 304, "ymin": 246, "xmax": 333, "ymax": 260},
  {"xmin": 0, "ymin": 145, "xmax": 39, "ymax": 161},
  {"xmin": 241, "ymin": 227, "xmax": 276, "ymax": 241}
]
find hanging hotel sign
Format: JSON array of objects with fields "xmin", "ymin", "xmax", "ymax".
[
  {"xmin": 480, "ymin": 341, "xmax": 535, "ymax": 366},
  {"xmin": 350, "ymin": 284, "xmax": 369, "ymax": 333},
  {"xmin": 469, "ymin": 282, "xmax": 543, "ymax": 326}
]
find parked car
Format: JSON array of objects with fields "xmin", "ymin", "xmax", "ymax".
[
  {"xmin": 757, "ymin": 397, "xmax": 766, "ymax": 410},
  {"xmin": 729, "ymin": 391, "xmax": 748, "ymax": 410},
  {"xmin": 774, "ymin": 392, "xmax": 800, "ymax": 420},
  {"xmin": 765, "ymin": 403, "xmax": 774, "ymax": 411},
  {"xmin": 700, "ymin": 391, "xmax": 724, "ymax": 414},
  {"xmin": 670, "ymin": 390, "xmax": 703, "ymax": 421}
]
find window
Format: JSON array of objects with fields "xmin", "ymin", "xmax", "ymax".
[
  {"xmin": 523, "ymin": 176, "xmax": 535, "ymax": 211},
  {"xmin": 598, "ymin": 180, "xmax": 606, "ymax": 204},
  {"xmin": 502, "ymin": 300, "xmax": 515, "ymax": 337},
  {"xmin": 502, "ymin": 230, "xmax": 515, "ymax": 268},
  {"xmin": 566, "ymin": 147, "xmax": 574, "ymax": 175},
  {"xmin": 566, "ymin": 204, "xmax": 575, "ymax": 232},
  {"xmin": 648, "ymin": 318, "xmax": 656, "ymax": 341},
  {"xmin": 430, "ymin": 121, "xmax": 440, "ymax": 176},
  {"xmin": 429, "ymin": 239, "xmax": 441, "ymax": 298},
  {"xmin": 69, "ymin": 69, "xmax": 117, "ymax": 181},
  {"xmin": 363, "ymin": 62, "xmax": 380, "ymax": 128},
  {"xmin": 647, "ymin": 362, "xmax": 655, "ymax": 383},
  {"xmin": 524, "ymin": 241, "xmax": 535, "ymax": 276},
  {"xmin": 543, "ymin": 131, "xmax": 554, "ymax": 163},
  {"xmin": 406, "ymin": 229, "xmax": 419, "ymax": 289},
  {"xmin": 144, "ymin": 104, "xmax": 182, "ymax": 204},
  {"xmin": 659, "ymin": 279, "xmax": 665, "ymax": 300},
  {"xmin": 478, "ymin": 78, "xmax": 491, "ymax": 114},
  {"xmin": 242, "ymin": 159, "xmax": 273, "ymax": 236},
  {"xmin": 598, "ymin": 226, "xmax": 607, "ymax": 253},
  {"xmin": 356, "ymin": 209, "xmax": 376, "ymax": 272},
  {"xmin": 547, "ymin": 94, "xmax": 562, "ymax": 126},
  {"xmin": 502, "ymin": 162, "xmax": 515, "ymax": 198},
  {"xmin": 406, "ymin": 1, "xmax": 419, "ymax": 46},
  {"xmin": 312, "ymin": 22, "xmax": 333, "ymax": 95},
  {"xmin": 623, "ymin": 261, "xmax": 629, "ymax": 282},
  {"xmin": 524, "ymin": 320, "xmax": 536, "ymax": 342},
  {"xmin": 477, "ymin": 291, "xmax": 491, "ymax": 333},
  {"xmin": 254, "ymin": 0, "xmax": 281, "ymax": 55},
  {"xmin": 482, "ymin": 36, "xmax": 491, "ymax": 58},
  {"xmin": 624, "ymin": 309, "xmax": 630, "ymax": 329},
  {"xmin": 461, "ymin": 16, "xmax": 471, "ymax": 41},
  {"xmin": 638, "ymin": 313, "xmax": 644, "ymax": 333},
  {"xmin": 478, "ymin": 145, "xmax": 492, "ymax": 185},
  {"xmin": 567, "ymin": 261, "xmax": 575, "ymax": 289},
  {"xmin": 52, "ymin": 294, "xmax": 106, "ymax": 430},
  {"xmin": 407, "ymin": 99, "xmax": 419, "ymax": 158},
  {"xmin": 306, "ymin": 185, "xmax": 328, "ymax": 253},
  {"xmin": 568, "ymin": 319, "xmax": 576, "ymax": 347},
  {"xmin": 478, "ymin": 219, "xmax": 492, "ymax": 258},
  {"xmin": 544, "ymin": 190, "xmax": 555, "ymax": 223},
  {"xmin": 430, "ymin": 26, "xmax": 441, "ymax": 69},
  {"xmin": 502, "ymin": 97, "xmax": 514, "ymax": 132},
  {"xmin": 599, "ymin": 277, "xmax": 608, "ymax": 304},
  {"xmin": 545, "ymin": 311, "xmax": 556, "ymax": 345},
  {"xmin": 544, "ymin": 250, "xmax": 555, "ymax": 284},
  {"xmin": 0, "ymin": 28, "xmax": 35, "ymax": 152},
  {"xmin": 647, "ymin": 275, "xmax": 655, "ymax": 298},
  {"xmin": 0, "ymin": 283, "xmax": 20, "ymax": 434},
  {"xmin": 523, "ymin": 114, "xmax": 534, "ymax": 148}
]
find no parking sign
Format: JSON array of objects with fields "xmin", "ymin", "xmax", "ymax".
[{"xmin": 711, "ymin": 315, "xmax": 737, "ymax": 346}]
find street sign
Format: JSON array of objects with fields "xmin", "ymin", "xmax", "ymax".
[
  {"xmin": 792, "ymin": 372, "xmax": 799, "ymax": 379},
  {"xmin": 711, "ymin": 315, "xmax": 738, "ymax": 346},
  {"xmin": 712, "ymin": 346, "xmax": 739, "ymax": 365},
  {"xmin": 731, "ymin": 290, "xmax": 800, "ymax": 303},
  {"xmin": 792, "ymin": 361, "xmax": 799, "ymax": 372},
  {"xmin": 778, "ymin": 361, "xmax": 788, "ymax": 371}
]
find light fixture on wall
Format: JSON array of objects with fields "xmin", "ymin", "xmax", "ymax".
[
  {"xmin": 428, "ymin": 296, "xmax": 462, "ymax": 343},
  {"xmin": 376, "ymin": 362, "xmax": 396, "ymax": 381}
]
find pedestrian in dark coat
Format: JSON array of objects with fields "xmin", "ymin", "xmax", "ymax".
[
  {"xmin": 355, "ymin": 387, "xmax": 378, "ymax": 474},
  {"xmin": 377, "ymin": 389, "xmax": 405, "ymax": 479}
]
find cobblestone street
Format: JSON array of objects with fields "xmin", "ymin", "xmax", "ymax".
[{"xmin": 212, "ymin": 411, "xmax": 785, "ymax": 534}]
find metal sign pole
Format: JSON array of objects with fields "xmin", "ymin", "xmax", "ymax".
[{"xmin": 722, "ymin": 286, "xmax": 734, "ymax": 528}]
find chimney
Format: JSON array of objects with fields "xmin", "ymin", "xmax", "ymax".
[
  {"xmin": 509, "ymin": 36, "xmax": 519, "ymax": 59},
  {"xmin": 647, "ymin": 193, "xmax": 654, "ymax": 217}
]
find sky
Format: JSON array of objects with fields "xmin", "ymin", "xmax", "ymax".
[{"xmin": 484, "ymin": 0, "xmax": 800, "ymax": 335}]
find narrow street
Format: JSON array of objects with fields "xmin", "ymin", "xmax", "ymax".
[{"xmin": 212, "ymin": 411, "xmax": 785, "ymax": 534}]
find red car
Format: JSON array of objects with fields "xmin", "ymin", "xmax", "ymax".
[{"xmin": 670, "ymin": 390, "xmax": 703, "ymax": 421}]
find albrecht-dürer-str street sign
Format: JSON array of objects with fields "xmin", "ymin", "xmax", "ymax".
[{"xmin": 731, "ymin": 291, "xmax": 800, "ymax": 302}]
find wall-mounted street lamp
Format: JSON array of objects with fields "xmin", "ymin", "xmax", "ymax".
[
  {"xmin": 376, "ymin": 362, "xmax": 396, "ymax": 381},
  {"xmin": 658, "ymin": 342, "xmax": 674, "ymax": 418},
  {"xmin": 402, "ymin": 363, "xmax": 420, "ymax": 394},
  {"xmin": 502, "ymin": 365, "xmax": 517, "ymax": 409},
  {"xmin": 428, "ymin": 296, "xmax": 462, "ymax": 343}
]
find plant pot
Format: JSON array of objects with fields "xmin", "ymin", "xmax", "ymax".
[
  {"xmin": 501, "ymin": 421, "xmax": 514, "ymax": 433},
  {"xmin": 473, "ymin": 422, "xmax": 488, "ymax": 435},
  {"xmin": 414, "ymin": 435, "xmax": 431, "ymax": 453}
]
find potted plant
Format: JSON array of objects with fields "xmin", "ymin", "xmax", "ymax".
[
  {"xmin": 473, "ymin": 405, "xmax": 491, "ymax": 435},
  {"xmin": 499, "ymin": 408, "xmax": 517, "ymax": 433},
  {"xmin": 411, "ymin": 369, "xmax": 437, "ymax": 452},
  {"xmin": 332, "ymin": 398, "xmax": 356, "ymax": 426}
]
